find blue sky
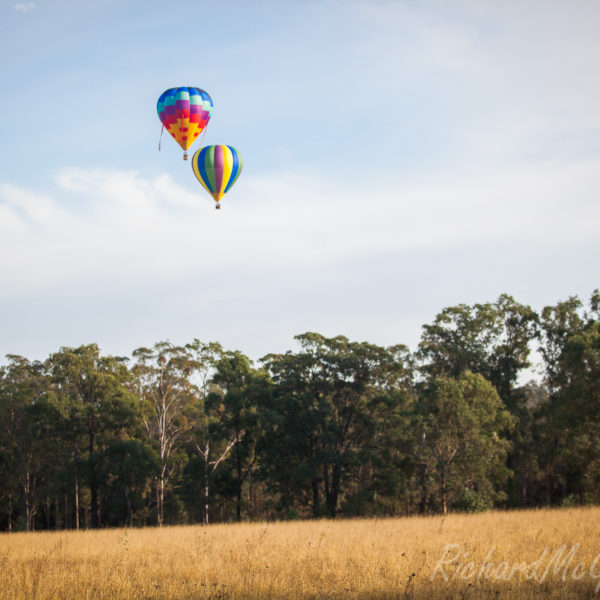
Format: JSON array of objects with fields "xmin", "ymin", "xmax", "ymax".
[{"xmin": 1, "ymin": 0, "xmax": 599, "ymax": 366}]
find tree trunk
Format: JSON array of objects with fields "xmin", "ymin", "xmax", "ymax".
[
  {"xmin": 327, "ymin": 464, "xmax": 341, "ymax": 518},
  {"xmin": 126, "ymin": 488, "xmax": 133, "ymax": 528},
  {"xmin": 22, "ymin": 470, "xmax": 32, "ymax": 532},
  {"xmin": 74, "ymin": 472, "xmax": 80, "ymax": 530},
  {"xmin": 235, "ymin": 446, "xmax": 242, "ymax": 522},
  {"xmin": 236, "ymin": 481, "xmax": 242, "ymax": 522},
  {"xmin": 418, "ymin": 463, "xmax": 428, "ymax": 515},
  {"xmin": 311, "ymin": 478, "xmax": 320, "ymax": 518},
  {"xmin": 418, "ymin": 432, "xmax": 428, "ymax": 514},
  {"xmin": 159, "ymin": 476, "xmax": 164, "ymax": 526},
  {"xmin": 248, "ymin": 478, "xmax": 254, "ymax": 520},
  {"xmin": 323, "ymin": 464, "xmax": 331, "ymax": 515},
  {"xmin": 156, "ymin": 476, "xmax": 164, "ymax": 527},
  {"xmin": 90, "ymin": 472, "xmax": 100, "ymax": 527},
  {"xmin": 89, "ymin": 428, "xmax": 100, "ymax": 528},
  {"xmin": 440, "ymin": 462, "xmax": 448, "ymax": 515},
  {"xmin": 201, "ymin": 438, "xmax": 210, "ymax": 525},
  {"xmin": 204, "ymin": 471, "xmax": 209, "ymax": 526}
]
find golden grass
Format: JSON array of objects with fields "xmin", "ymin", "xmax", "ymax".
[{"xmin": 1, "ymin": 507, "xmax": 600, "ymax": 599}]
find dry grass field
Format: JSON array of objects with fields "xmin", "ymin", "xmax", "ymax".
[{"xmin": 1, "ymin": 507, "xmax": 600, "ymax": 599}]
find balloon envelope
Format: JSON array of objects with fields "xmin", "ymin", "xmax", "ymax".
[
  {"xmin": 157, "ymin": 87, "xmax": 213, "ymax": 152},
  {"xmin": 191, "ymin": 145, "xmax": 243, "ymax": 205}
]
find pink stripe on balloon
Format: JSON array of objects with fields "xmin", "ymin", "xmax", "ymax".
[{"xmin": 214, "ymin": 145, "xmax": 225, "ymax": 193}]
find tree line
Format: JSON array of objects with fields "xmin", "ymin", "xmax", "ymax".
[{"xmin": 0, "ymin": 291, "xmax": 598, "ymax": 531}]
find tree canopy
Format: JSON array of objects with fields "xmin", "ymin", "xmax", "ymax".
[{"xmin": 0, "ymin": 290, "xmax": 598, "ymax": 530}]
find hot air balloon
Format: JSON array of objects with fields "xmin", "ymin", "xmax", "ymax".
[
  {"xmin": 157, "ymin": 87, "xmax": 213, "ymax": 160},
  {"xmin": 191, "ymin": 145, "xmax": 243, "ymax": 209}
]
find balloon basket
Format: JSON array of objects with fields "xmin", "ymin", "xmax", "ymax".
[
  {"xmin": 215, "ymin": 203, "xmax": 221, "ymax": 210},
  {"xmin": 183, "ymin": 153, "xmax": 188, "ymax": 161}
]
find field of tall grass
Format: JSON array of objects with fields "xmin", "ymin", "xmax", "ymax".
[{"xmin": 1, "ymin": 506, "xmax": 599, "ymax": 599}]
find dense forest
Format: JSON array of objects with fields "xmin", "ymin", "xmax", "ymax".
[{"xmin": 0, "ymin": 291, "xmax": 598, "ymax": 531}]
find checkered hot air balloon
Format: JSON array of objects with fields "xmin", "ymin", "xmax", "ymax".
[
  {"xmin": 157, "ymin": 87, "xmax": 213, "ymax": 160},
  {"xmin": 191, "ymin": 145, "xmax": 243, "ymax": 210}
]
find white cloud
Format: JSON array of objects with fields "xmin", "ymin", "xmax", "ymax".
[
  {"xmin": 0, "ymin": 158, "xmax": 598, "ymax": 301},
  {"xmin": 14, "ymin": 2, "xmax": 35, "ymax": 12}
]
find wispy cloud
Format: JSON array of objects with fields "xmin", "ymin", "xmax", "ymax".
[
  {"xmin": 14, "ymin": 2, "xmax": 36, "ymax": 12},
  {"xmin": 1, "ymin": 158, "xmax": 598, "ymax": 299},
  {"xmin": 2, "ymin": 160, "xmax": 598, "ymax": 361}
]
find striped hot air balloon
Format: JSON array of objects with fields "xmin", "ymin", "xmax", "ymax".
[
  {"xmin": 157, "ymin": 87, "xmax": 213, "ymax": 159},
  {"xmin": 191, "ymin": 145, "xmax": 243, "ymax": 209}
]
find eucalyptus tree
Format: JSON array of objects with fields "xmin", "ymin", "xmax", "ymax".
[
  {"xmin": 185, "ymin": 340, "xmax": 243, "ymax": 524},
  {"xmin": 263, "ymin": 333, "xmax": 414, "ymax": 518},
  {"xmin": 0, "ymin": 433, "xmax": 17, "ymax": 530},
  {"xmin": 48, "ymin": 344, "xmax": 137, "ymax": 528},
  {"xmin": 417, "ymin": 371, "xmax": 513, "ymax": 514},
  {"xmin": 131, "ymin": 341, "xmax": 197, "ymax": 526},
  {"xmin": 536, "ymin": 291, "xmax": 600, "ymax": 504},
  {"xmin": 0, "ymin": 361, "xmax": 20, "ymax": 530},
  {"xmin": 96, "ymin": 439, "xmax": 159, "ymax": 527},
  {"xmin": 418, "ymin": 295, "xmax": 538, "ymax": 507},
  {"xmin": 0, "ymin": 355, "xmax": 65, "ymax": 530},
  {"xmin": 209, "ymin": 350, "xmax": 271, "ymax": 521},
  {"xmin": 419, "ymin": 295, "xmax": 537, "ymax": 402}
]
